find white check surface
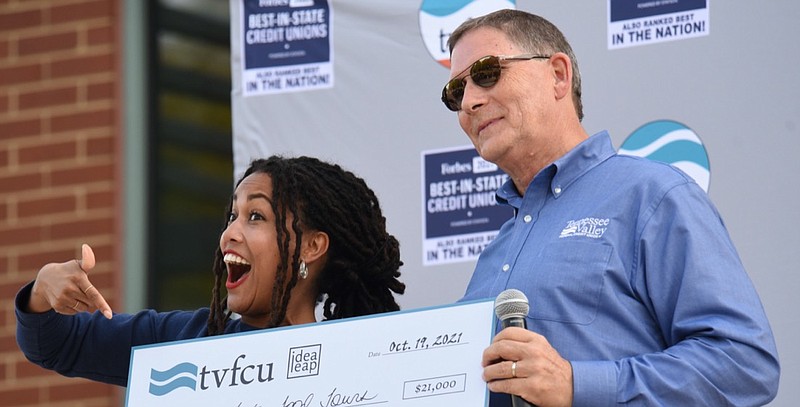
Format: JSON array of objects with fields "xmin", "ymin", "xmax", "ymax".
[{"xmin": 126, "ymin": 300, "xmax": 494, "ymax": 406}]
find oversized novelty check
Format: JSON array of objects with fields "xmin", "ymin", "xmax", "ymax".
[{"xmin": 126, "ymin": 300, "xmax": 494, "ymax": 407}]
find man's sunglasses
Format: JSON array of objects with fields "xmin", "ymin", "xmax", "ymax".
[{"xmin": 441, "ymin": 54, "xmax": 551, "ymax": 112}]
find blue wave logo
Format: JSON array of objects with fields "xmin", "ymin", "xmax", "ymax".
[
  {"xmin": 619, "ymin": 120, "xmax": 711, "ymax": 192},
  {"xmin": 420, "ymin": 0, "xmax": 475, "ymax": 16},
  {"xmin": 148, "ymin": 362, "xmax": 198, "ymax": 396}
]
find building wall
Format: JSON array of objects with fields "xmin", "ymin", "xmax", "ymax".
[{"xmin": 0, "ymin": 0, "xmax": 123, "ymax": 405}]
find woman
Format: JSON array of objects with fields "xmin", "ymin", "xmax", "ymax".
[{"xmin": 15, "ymin": 156, "xmax": 405, "ymax": 386}]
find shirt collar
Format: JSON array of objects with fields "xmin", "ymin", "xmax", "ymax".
[{"xmin": 496, "ymin": 131, "xmax": 616, "ymax": 207}]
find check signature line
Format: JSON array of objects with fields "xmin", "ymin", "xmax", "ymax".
[{"xmin": 343, "ymin": 401, "xmax": 388, "ymax": 406}]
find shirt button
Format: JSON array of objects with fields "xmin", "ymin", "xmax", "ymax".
[
  {"xmin": 502, "ymin": 264, "xmax": 510, "ymax": 272},
  {"xmin": 523, "ymin": 215, "xmax": 532, "ymax": 223},
  {"xmin": 554, "ymin": 186, "xmax": 562, "ymax": 195}
]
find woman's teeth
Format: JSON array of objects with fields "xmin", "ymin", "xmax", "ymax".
[{"xmin": 224, "ymin": 253, "xmax": 250, "ymax": 265}]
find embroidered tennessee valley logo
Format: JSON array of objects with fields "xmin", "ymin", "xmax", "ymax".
[{"xmin": 559, "ymin": 218, "xmax": 610, "ymax": 239}]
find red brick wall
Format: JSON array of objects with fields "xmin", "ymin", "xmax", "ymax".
[{"xmin": 0, "ymin": 0, "xmax": 123, "ymax": 406}]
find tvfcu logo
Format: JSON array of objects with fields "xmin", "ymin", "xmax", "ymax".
[{"xmin": 148, "ymin": 354, "xmax": 275, "ymax": 396}]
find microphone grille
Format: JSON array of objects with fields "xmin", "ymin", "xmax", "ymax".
[{"xmin": 494, "ymin": 289, "xmax": 530, "ymax": 321}]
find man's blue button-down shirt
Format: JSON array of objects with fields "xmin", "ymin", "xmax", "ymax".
[{"xmin": 462, "ymin": 131, "xmax": 779, "ymax": 406}]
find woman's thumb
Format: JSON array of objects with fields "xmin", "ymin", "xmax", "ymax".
[{"xmin": 79, "ymin": 243, "xmax": 96, "ymax": 272}]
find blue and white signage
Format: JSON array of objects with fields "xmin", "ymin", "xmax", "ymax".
[
  {"xmin": 126, "ymin": 301, "xmax": 495, "ymax": 406},
  {"xmin": 419, "ymin": 0, "xmax": 515, "ymax": 68},
  {"xmin": 619, "ymin": 120, "xmax": 711, "ymax": 192},
  {"xmin": 422, "ymin": 146, "xmax": 513, "ymax": 266},
  {"xmin": 608, "ymin": 0, "xmax": 709, "ymax": 49},
  {"xmin": 239, "ymin": 0, "xmax": 333, "ymax": 95}
]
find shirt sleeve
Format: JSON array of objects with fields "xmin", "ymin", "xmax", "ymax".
[
  {"xmin": 571, "ymin": 360, "xmax": 618, "ymax": 406},
  {"xmin": 608, "ymin": 182, "xmax": 780, "ymax": 405},
  {"xmin": 15, "ymin": 281, "xmax": 205, "ymax": 386}
]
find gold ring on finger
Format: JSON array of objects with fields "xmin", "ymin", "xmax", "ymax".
[
  {"xmin": 511, "ymin": 361, "xmax": 517, "ymax": 378},
  {"xmin": 83, "ymin": 284, "xmax": 94, "ymax": 294},
  {"xmin": 72, "ymin": 301, "xmax": 80, "ymax": 311}
]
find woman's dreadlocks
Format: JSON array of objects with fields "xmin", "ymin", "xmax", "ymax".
[{"xmin": 207, "ymin": 156, "xmax": 405, "ymax": 335}]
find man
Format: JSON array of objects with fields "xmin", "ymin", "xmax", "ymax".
[{"xmin": 444, "ymin": 9, "xmax": 779, "ymax": 407}]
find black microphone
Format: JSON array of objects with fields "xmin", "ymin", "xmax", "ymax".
[{"xmin": 494, "ymin": 289, "xmax": 535, "ymax": 407}]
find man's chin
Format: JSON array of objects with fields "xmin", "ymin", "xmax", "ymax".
[{"xmin": 474, "ymin": 142, "xmax": 505, "ymax": 165}]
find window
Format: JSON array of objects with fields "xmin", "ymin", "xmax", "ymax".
[{"xmin": 147, "ymin": 0, "xmax": 232, "ymax": 310}]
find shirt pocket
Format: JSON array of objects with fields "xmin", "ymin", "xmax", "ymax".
[{"xmin": 521, "ymin": 240, "xmax": 612, "ymax": 325}]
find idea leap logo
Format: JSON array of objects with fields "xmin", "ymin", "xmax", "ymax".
[
  {"xmin": 148, "ymin": 362, "xmax": 198, "ymax": 396},
  {"xmin": 287, "ymin": 344, "xmax": 322, "ymax": 379},
  {"xmin": 619, "ymin": 120, "xmax": 711, "ymax": 192}
]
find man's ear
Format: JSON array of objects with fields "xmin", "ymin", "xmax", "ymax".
[
  {"xmin": 550, "ymin": 52, "xmax": 572, "ymax": 101},
  {"xmin": 301, "ymin": 230, "xmax": 329, "ymax": 265}
]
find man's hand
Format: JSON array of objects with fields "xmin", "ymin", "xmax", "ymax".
[{"xmin": 482, "ymin": 327, "xmax": 573, "ymax": 407}]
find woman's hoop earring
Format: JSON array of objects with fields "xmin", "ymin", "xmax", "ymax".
[{"xmin": 299, "ymin": 260, "xmax": 308, "ymax": 280}]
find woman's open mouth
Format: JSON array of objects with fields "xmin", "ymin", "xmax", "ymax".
[{"xmin": 224, "ymin": 253, "xmax": 252, "ymax": 289}]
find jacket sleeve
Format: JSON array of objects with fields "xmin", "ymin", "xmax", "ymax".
[{"xmin": 15, "ymin": 281, "xmax": 206, "ymax": 386}]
